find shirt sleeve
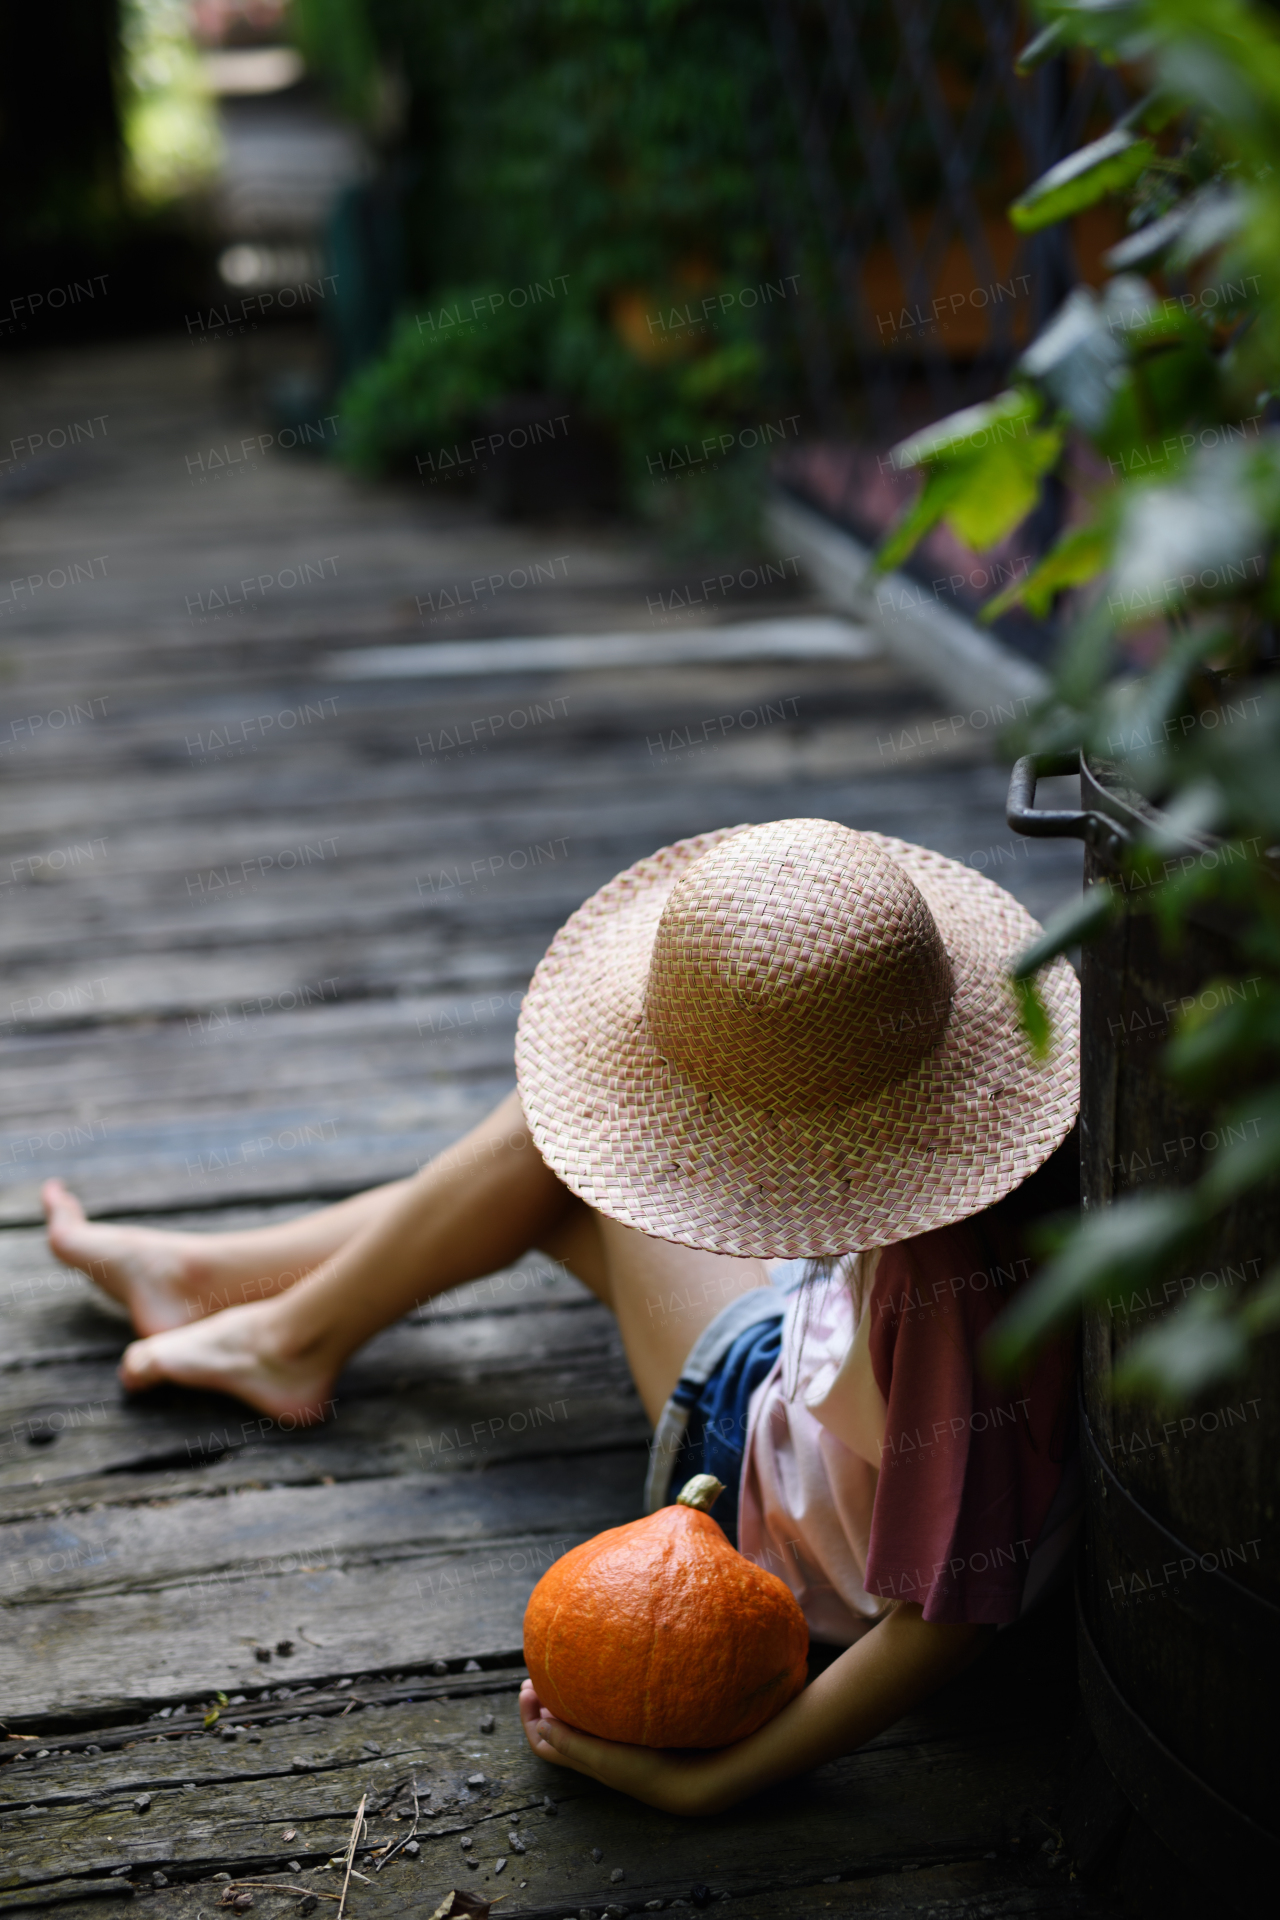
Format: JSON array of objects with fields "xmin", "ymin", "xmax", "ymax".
[{"xmin": 863, "ymin": 1220, "xmax": 1072, "ymax": 1625}]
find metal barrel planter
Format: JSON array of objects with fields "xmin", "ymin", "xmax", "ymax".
[{"xmin": 1009, "ymin": 751, "xmax": 1280, "ymax": 1907}]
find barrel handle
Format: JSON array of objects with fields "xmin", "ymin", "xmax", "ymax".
[{"xmin": 1007, "ymin": 751, "xmax": 1090, "ymax": 839}]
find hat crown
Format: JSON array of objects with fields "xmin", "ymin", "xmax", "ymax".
[{"xmin": 643, "ymin": 820, "xmax": 953, "ymax": 1112}]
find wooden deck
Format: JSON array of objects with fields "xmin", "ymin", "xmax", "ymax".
[{"xmin": 0, "ymin": 336, "xmax": 1129, "ymax": 1920}]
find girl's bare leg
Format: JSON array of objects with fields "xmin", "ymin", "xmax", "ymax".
[
  {"xmin": 112, "ymin": 1090, "xmax": 771, "ymax": 1430},
  {"xmin": 115, "ymin": 1092, "xmax": 576, "ymax": 1419},
  {"xmin": 42, "ymin": 1175, "xmax": 413, "ymax": 1335},
  {"xmin": 540, "ymin": 1209, "xmax": 767, "ymax": 1423}
]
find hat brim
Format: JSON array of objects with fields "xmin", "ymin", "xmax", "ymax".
[{"xmin": 515, "ymin": 825, "xmax": 1079, "ymax": 1257}]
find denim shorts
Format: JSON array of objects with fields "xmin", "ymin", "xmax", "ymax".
[{"xmin": 643, "ymin": 1287, "xmax": 786, "ymax": 1548}]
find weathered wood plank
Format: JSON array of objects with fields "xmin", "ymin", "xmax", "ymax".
[
  {"xmin": 0, "ymin": 660, "xmax": 912, "ymax": 784},
  {"xmin": 1, "ymin": 1464, "xmax": 648, "ymax": 1716},
  {"xmin": 0, "ymin": 749, "xmax": 1044, "ymax": 861},
  {"xmin": 739, "ymin": 1864, "xmax": 1076, "ymax": 1917},
  {"xmin": 0, "ymin": 823, "xmax": 1074, "ymax": 1000},
  {"xmin": 0, "ymin": 1600, "xmax": 1076, "ymax": 1910},
  {"xmin": 2, "ymin": 1532, "xmax": 565, "ymax": 1719},
  {"xmin": 0, "ymin": 973, "xmax": 532, "ymax": 1054},
  {"xmin": 0, "ymin": 767, "xmax": 1047, "ymax": 972},
  {"xmin": 0, "ymin": 1098, "xmax": 510, "ymax": 1224},
  {"xmin": 0, "ymin": 1335, "xmax": 643, "ymax": 1504},
  {"xmin": 0, "ymin": 1453, "xmax": 645, "ymax": 1609}
]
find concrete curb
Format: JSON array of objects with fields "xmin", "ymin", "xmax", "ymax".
[{"xmin": 767, "ymin": 490, "xmax": 1049, "ymax": 715}]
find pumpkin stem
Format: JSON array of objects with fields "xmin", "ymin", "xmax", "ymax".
[{"xmin": 676, "ymin": 1474, "xmax": 724, "ymax": 1513}]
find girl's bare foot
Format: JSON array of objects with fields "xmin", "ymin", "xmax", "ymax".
[
  {"xmin": 119, "ymin": 1301, "xmax": 337, "ymax": 1424},
  {"xmin": 42, "ymin": 1179, "xmax": 278, "ymax": 1336}
]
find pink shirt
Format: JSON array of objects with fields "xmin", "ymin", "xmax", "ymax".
[{"xmin": 739, "ymin": 1222, "xmax": 1075, "ymax": 1638}]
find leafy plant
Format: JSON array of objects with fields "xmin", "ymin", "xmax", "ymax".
[
  {"xmin": 877, "ymin": 0, "xmax": 1280, "ymax": 1399},
  {"xmin": 289, "ymin": 0, "xmax": 382, "ymax": 127},
  {"xmin": 322, "ymin": 0, "xmax": 804, "ymax": 546}
]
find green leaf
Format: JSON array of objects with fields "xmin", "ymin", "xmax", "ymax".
[
  {"xmin": 1015, "ymin": 21, "xmax": 1068, "ymax": 76},
  {"xmin": 1097, "ymin": 624, "xmax": 1234, "ymax": 770},
  {"xmin": 1010, "ymin": 130, "xmax": 1158, "ymax": 234},
  {"xmin": 1012, "ymin": 974, "xmax": 1051, "ymax": 1058},
  {"xmin": 944, "ymin": 433, "xmax": 1064, "ymax": 549},
  {"xmin": 1167, "ymin": 184, "xmax": 1248, "ymax": 271},
  {"xmin": 880, "ymin": 394, "xmax": 1062, "ymax": 567},
  {"xmin": 982, "ymin": 523, "xmax": 1109, "ymax": 621},
  {"xmin": 890, "ymin": 389, "xmax": 1039, "ymax": 470},
  {"xmin": 1163, "ymin": 977, "xmax": 1278, "ymax": 1091},
  {"xmin": 1105, "ymin": 185, "xmax": 1246, "ymax": 275},
  {"xmin": 1027, "ymin": 0, "xmax": 1151, "ymax": 66},
  {"xmin": 1196, "ymin": 691, "xmax": 1280, "ymax": 841},
  {"xmin": 1155, "ymin": 41, "xmax": 1267, "ymax": 145},
  {"xmin": 875, "ymin": 465, "xmax": 973, "ymax": 572},
  {"xmin": 1111, "ymin": 1290, "xmax": 1250, "ymax": 1401},
  {"xmin": 1106, "ymin": 445, "xmax": 1265, "ymax": 622},
  {"xmin": 1019, "ymin": 289, "xmax": 1128, "ymax": 434},
  {"xmin": 291, "ymin": 0, "xmax": 382, "ymax": 123},
  {"xmin": 1105, "ymin": 203, "xmax": 1195, "ymax": 273},
  {"xmin": 1099, "ymin": 273, "xmax": 1163, "ymax": 336},
  {"xmin": 1241, "ymin": 1267, "xmax": 1280, "ymax": 1334},
  {"xmin": 1010, "ymin": 882, "xmax": 1118, "ymax": 980},
  {"xmin": 204, "ymin": 1708, "xmax": 220, "ymax": 1728},
  {"xmin": 1135, "ymin": 779, "xmax": 1226, "ymax": 855},
  {"xmin": 879, "ymin": 419, "xmax": 1063, "ymax": 569},
  {"xmin": 1196, "ymin": 1092, "xmax": 1280, "ymax": 1211},
  {"xmin": 984, "ymin": 1191, "xmax": 1199, "ymax": 1372},
  {"xmin": 1056, "ymin": 600, "xmax": 1123, "ymax": 712},
  {"xmin": 1146, "ymin": 849, "xmax": 1230, "ymax": 947}
]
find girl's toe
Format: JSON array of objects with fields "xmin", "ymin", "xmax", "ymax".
[
  {"xmin": 120, "ymin": 1338, "xmax": 164, "ymax": 1391},
  {"xmin": 43, "ymin": 1181, "xmax": 78, "ymax": 1233}
]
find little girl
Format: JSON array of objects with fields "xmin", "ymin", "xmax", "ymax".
[{"xmin": 44, "ymin": 818, "xmax": 1080, "ymax": 1816}]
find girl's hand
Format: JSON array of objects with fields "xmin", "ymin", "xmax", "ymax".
[
  {"xmin": 518, "ymin": 1607, "xmax": 992, "ymax": 1817},
  {"xmin": 518, "ymin": 1680, "xmax": 728, "ymax": 1816}
]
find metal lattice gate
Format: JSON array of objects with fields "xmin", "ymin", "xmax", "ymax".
[{"xmin": 754, "ymin": 0, "xmax": 1129, "ymax": 442}]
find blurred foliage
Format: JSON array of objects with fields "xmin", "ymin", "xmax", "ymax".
[
  {"xmin": 120, "ymin": 0, "xmax": 221, "ymax": 206},
  {"xmin": 299, "ymin": 0, "xmax": 1048, "ymax": 547},
  {"xmin": 289, "ymin": 0, "xmax": 382, "ymax": 126},
  {"xmin": 282, "ymin": 1, "xmax": 832, "ymax": 541},
  {"xmin": 314, "ymin": 0, "xmax": 812, "ymax": 546},
  {"xmin": 880, "ymin": 0, "xmax": 1280, "ymax": 1401}
]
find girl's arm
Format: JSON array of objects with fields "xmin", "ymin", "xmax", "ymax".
[{"xmin": 519, "ymin": 1602, "xmax": 994, "ymax": 1815}]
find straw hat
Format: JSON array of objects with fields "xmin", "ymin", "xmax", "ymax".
[{"xmin": 515, "ymin": 819, "xmax": 1079, "ymax": 1257}]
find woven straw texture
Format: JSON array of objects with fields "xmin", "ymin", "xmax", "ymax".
[{"xmin": 515, "ymin": 819, "xmax": 1079, "ymax": 1257}]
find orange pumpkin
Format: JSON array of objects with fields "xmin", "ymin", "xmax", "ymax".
[{"xmin": 523, "ymin": 1473, "xmax": 808, "ymax": 1748}]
